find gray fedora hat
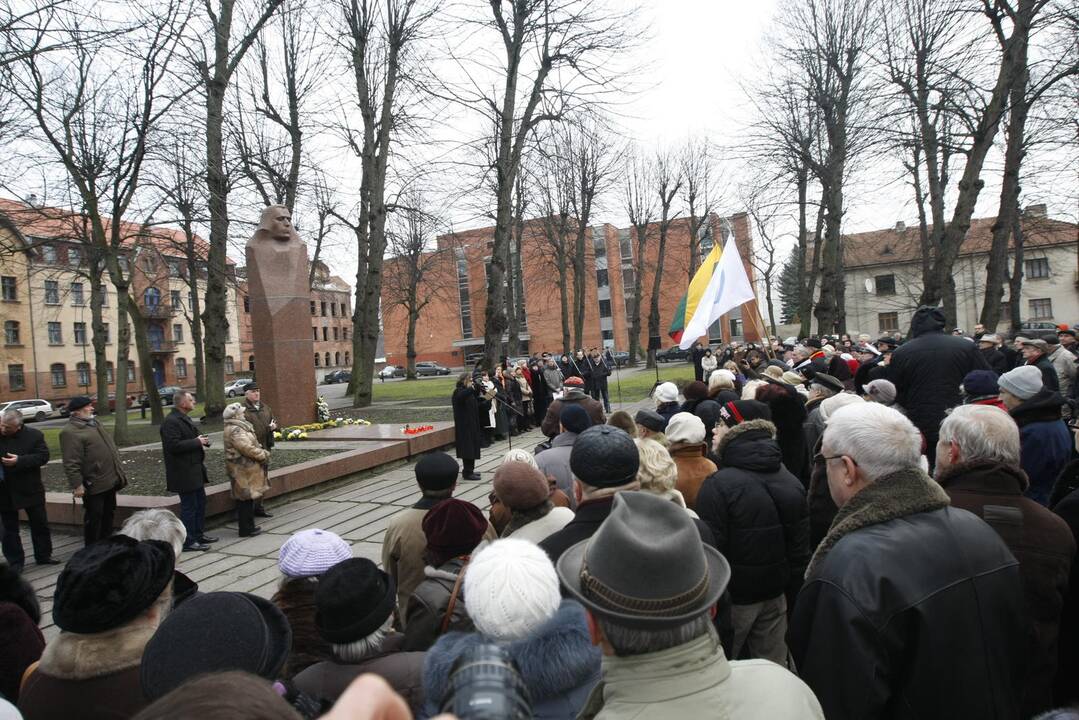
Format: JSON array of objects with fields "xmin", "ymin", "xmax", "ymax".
[{"xmin": 556, "ymin": 492, "xmax": 730, "ymax": 628}]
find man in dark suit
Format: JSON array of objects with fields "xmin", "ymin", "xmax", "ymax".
[
  {"xmin": 160, "ymin": 391, "xmax": 214, "ymax": 552},
  {"xmin": 0, "ymin": 409, "xmax": 58, "ymax": 571}
]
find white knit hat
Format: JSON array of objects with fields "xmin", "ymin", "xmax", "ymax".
[
  {"xmin": 820, "ymin": 393, "xmax": 865, "ymax": 422},
  {"xmin": 278, "ymin": 528, "xmax": 352, "ymax": 578},
  {"xmin": 665, "ymin": 412, "xmax": 706, "ymax": 445},
  {"xmin": 464, "ymin": 539, "xmax": 561, "ymax": 642},
  {"xmin": 999, "ymin": 365, "xmax": 1043, "ymax": 400},
  {"xmin": 654, "ymin": 382, "xmax": 679, "ymax": 404}
]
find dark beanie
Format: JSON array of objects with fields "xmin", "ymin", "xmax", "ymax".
[
  {"xmin": 315, "ymin": 559, "xmax": 396, "ymax": 644},
  {"xmin": 570, "ymin": 425, "xmax": 639, "ymax": 488},
  {"xmin": 560, "ymin": 404, "xmax": 592, "ymax": 434},
  {"xmin": 140, "ymin": 592, "xmax": 291, "ymax": 701},
  {"xmin": 634, "ymin": 409, "xmax": 667, "ymax": 433},
  {"xmin": 53, "ymin": 535, "xmax": 175, "ymax": 634},
  {"xmin": 414, "ymin": 451, "xmax": 459, "ymax": 491},
  {"xmin": 423, "ymin": 499, "xmax": 487, "ymax": 564},
  {"xmin": 683, "ymin": 381, "xmax": 709, "ymax": 401},
  {"xmin": 718, "ymin": 400, "xmax": 773, "ymax": 428},
  {"xmin": 962, "ymin": 370, "xmax": 999, "ymax": 397}
]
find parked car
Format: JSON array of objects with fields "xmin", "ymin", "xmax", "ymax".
[
  {"xmin": 0, "ymin": 399, "xmax": 53, "ymax": 422},
  {"xmin": 378, "ymin": 365, "xmax": 405, "ymax": 379},
  {"xmin": 656, "ymin": 346, "xmax": 691, "ymax": 363},
  {"xmin": 323, "ymin": 370, "xmax": 352, "ymax": 384},
  {"xmin": 58, "ymin": 394, "xmax": 134, "ymax": 417},
  {"xmin": 415, "ymin": 362, "xmax": 451, "ymax": 376},
  {"xmin": 1017, "ymin": 321, "xmax": 1060, "ymax": 335},
  {"xmin": 139, "ymin": 386, "xmax": 191, "ymax": 407},
  {"xmin": 225, "ymin": 378, "xmax": 256, "ymax": 397},
  {"xmin": 465, "ymin": 352, "xmax": 485, "ymax": 365},
  {"xmin": 609, "ymin": 350, "xmax": 631, "ymax": 367}
]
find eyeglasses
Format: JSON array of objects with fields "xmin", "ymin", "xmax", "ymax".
[{"xmin": 815, "ymin": 453, "xmax": 859, "ymax": 467}]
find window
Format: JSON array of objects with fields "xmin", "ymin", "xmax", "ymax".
[
  {"xmin": 3, "ymin": 321, "xmax": 18, "ymax": 345},
  {"xmin": 139, "ymin": 254, "xmax": 155, "ymax": 272},
  {"xmin": 344, "ymin": 351, "xmax": 350, "ymax": 365},
  {"xmin": 619, "ymin": 234, "xmax": 633, "ymax": 262},
  {"xmin": 312, "ymin": 327, "xmax": 318, "ymax": 341},
  {"xmin": 322, "ymin": 327, "xmax": 328, "ymax": 341},
  {"xmin": 456, "ymin": 249, "xmax": 473, "ymax": 338},
  {"xmin": 224, "ymin": 326, "xmax": 230, "ymax": 342},
  {"xmin": 729, "ymin": 318, "xmax": 743, "ymax": 337},
  {"xmin": 2, "ymin": 276, "xmax": 16, "ymax": 301},
  {"xmin": 102, "ymin": 323, "xmax": 110, "ymax": 344},
  {"xmin": 69, "ymin": 247, "xmax": 81, "ymax": 266},
  {"xmin": 343, "ymin": 327, "xmax": 348, "ymax": 341},
  {"xmin": 44, "ymin": 280, "xmax": 59, "ymax": 304},
  {"xmin": 341, "ymin": 302, "xmax": 348, "ymax": 316},
  {"xmin": 1030, "ymin": 298, "xmax": 1053, "ymax": 320},
  {"xmin": 879, "ymin": 312, "xmax": 900, "ymax": 332},
  {"xmin": 594, "ymin": 236, "xmax": 607, "ymax": 257},
  {"xmin": 1025, "ymin": 257, "xmax": 1050, "ymax": 279},
  {"xmin": 243, "ymin": 295, "xmax": 250, "ymax": 313},
  {"xmin": 317, "ymin": 301, "xmax": 325, "ymax": 316},
  {"xmin": 324, "ymin": 352, "xmax": 331, "ymax": 367},
  {"xmin": 225, "ymin": 356, "xmax": 234, "ymax": 374},
  {"xmin": 51, "ymin": 363, "xmax": 66, "ymax": 387},
  {"xmin": 310, "ymin": 300, "xmax": 317, "ymax": 315},
  {"xmin": 331, "ymin": 303, "xmax": 337, "ymax": 317},
  {"xmin": 74, "ymin": 322, "xmax": 87, "ymax": 345},
  {"xmin": 41, "ymin": 245, "xmax": 57, "ymax": 264},
  {"xmin": 176, "ymin": 358, "xmax": 187, "ymax": 379},
  {"xmin": 622, "ymin": 268, "xmax": 636, "ymax": 290},
  {"xmin": 188, "ymin": 290, "xmax": 195, "ymax": 307},
  {"xmin": 248, "ymin": 355, "xmax": 255, "ymax": 372},
  {"xmin": 314, "ymin": 353, "xmax": 321, "ymax": 367},
  {"xmin": 875, "ymin": 274, "xmax": 896, "ymax": 296},
  {"xmin": 167, "ymin": 259, "xmax": 182, "ymax": 277},
  {"xmin": 127, "ymin": 363, "xmax": 136, "ymax": 382},
  {"xmin": 172, "ymin": 324, "xmax": 183, "ymax": 342},
  {"xmin": 1000, "ymin": 301, "xmax": 1011, "ymax": 321},
  {"xmin": 596, "ymin": 269, "xmax": 609, "ymax": 287},
  {"xmin": 118, "ymin": 256, "xmax": 129, "ymax": 273},
  {"xmin": 101, "ymin": 288, "xmax": 108, "ymax": 306},
  {"xmin": 171, "ymin": 290, "xmax": 181, "ymax": 308},
  {"xmin": 8, "ymin": 364, "xmax": 25, "ymax": 391},
  {"xmin": 602, "ymin": 329, "xmax": 614, "ymax": 341},
  {"xmin": 333, "ymin": 327, "xmax": 339, "ymax": 341},
  {"xmin": 335, "ymin": 351, "xmax": 341, "ymax": 366},
  {"xmin": 47, "ymin": 322, "xmax": 63, "ymax": 344},
  {"xmin": 71, "ymin": 282, "xmax": 85, "ymax": 305},
  {"xmin": 599, "ymin": 299, "xmax": 612, "ymax": 317},
  {"xmin": 143, "ymin": 287, "xmax": 161, "ymax": 309},
  {"xmin": 76, "ymin": 362, "xmax": 91, "ymax": 386},
  {"xmin": 106, "ymin": 362, "xmax": 114, "ymax": 384}
]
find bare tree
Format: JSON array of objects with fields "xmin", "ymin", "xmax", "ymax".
[
  {"xmin": 623, "ymin": 150, "xmax": 655, "ymax": 366},
  {"xmin": 504, "ymin": 172, "xmax": 528, "ymax": 357},
  {"xmin": 306, "ymin": 173, "xmax": 340, "ymax": 289},
  {"xmin": 530, "ymin": 146, "xmax": 576, "ymax": 354},
  {"xmin": 645, "ymin": 151, "xmax": 682, "ymax": 368},
  {"xmin": 680, "ymin": 137, "xmax": 719, "ymax": 277},
  {"xmin": 743, "ymin": 184, "xmax": 786, "ymax": 337}
]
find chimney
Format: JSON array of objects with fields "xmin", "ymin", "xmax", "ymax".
[
  {"xmin": 895, "ymin": 221, "xmax": 906, "ymax": 233},
  {"xmin": 1024, "ymin": 203, "xmax": 1047, "ymax": 218}
]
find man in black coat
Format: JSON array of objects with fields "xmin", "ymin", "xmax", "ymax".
[
  {"xmin": 160, "ymin": 391, "xmax": 213, "ymax": 552},
  {"xmin": 696, "ymin": 400, "xmax": 809, "ymax": 662},
  {"xmin": 1020, "ymin": 338, "xmax": 1060, "ymax": 392},
  {"xmin": 451, "ymin": 374, "xmax": 483, "ymax": 481},
  {"xmin": 978, "ymin": 334, "xmax": 1009, "ymax": 375},
  {"xmin": 586, "ymin": 348, "xmax": 612, "ymax": 413},
  {"xmin": 0, "ymin": 410, "xmax": 58, "ymax": 570},
  {"xmin": 888, "ymin": 305, "xmax": 989, "ymax": 465},
  {"xmin": 791, "ymin": 402, "xmax": 1026, "ymax": 720}
]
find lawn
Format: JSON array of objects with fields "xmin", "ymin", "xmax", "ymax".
[
  {"xmin": 42, "ymin": 447, "xmax": 346, "ymax": 496},
  {"xmin": 370, "ymin": 377, "xmax": 456, "ymax": 403}
]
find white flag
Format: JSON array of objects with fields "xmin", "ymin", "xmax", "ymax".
[{"xmin": 678, "ymin": 235, "xmax": 756, "ymax": 349}]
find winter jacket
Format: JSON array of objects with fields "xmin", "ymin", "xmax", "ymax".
[
  {"xmin": 451, "ymin": 385, "xmax": 482, "ymax": 461},
  {"xmin": 502, "ymin": 506, "xmax": 575, "ymax": 545},
  {"xmin": 668, "ymin": 442, "xmax": 717, "ymax": 511},
  {"xmin": 243, "ymin": 400, "xmax": 275, "ymax": 451},
  {"xmin": 791, "ymin": 467, "xmax": 1026, "ymax": 720},
  {"xmin": 759, "ymin": 385, "xmax": 810, "ymax": 484},
  {"xmin": 539, "ymin": 496, "xmax": 616, "ymax": 564},
  {"xmin": 160, "ymin": 409, "xmax": 208, "ymax": 494},
  {"xmin": 888, "ymin": 307, "xmax": 989, "ymax": 449},
  {"xmin": 0, "ymin": 425, "xmax": 49, "ymax": 511},
  {"xmin": 655, "ymin": 401, "xmax": 681, "ymax": 424},
  {"xmin": 1010, "ymin": 390, "xmax": 1073, "ymax": 505},
  {"xmin": 542, "ymin": 364, "xmax": 564, "ymax": 395},
  {"xmin": 1048, "ymin": 345, "xmax": 1076, "ymax": 397},
  {"xmin": 541, "ymin": 390, "xmax": 605, "ymax": 438},
  {"xmin": 981, "ymin": 346, "xmax": 1009, "ymax": 375},
  {"xmin": 59, "ymin": 416, "xmax": 127, "ymax": 495},
  {"xmin": 223, "ymin": 418, "xmax": 269, "ymax": 501},
  {"xmin": 535, "ymin": 431, "xmax": 578, "ymax": 509},
  {"xmin": 19, "ymin": 621, "xmax": 155, "ymax": 720},
  {"xmin": 0, "ymin": 601, "xmax": 43, "ymax": 703},
  {"xmin": 805, "ymin": 436, "xmax": 837, "ymax": 549},
  {"xmin": 938, "ymin": 460, "xmax": 1076, "ymax": 717},
  {"xmin": 423, "ymin": 600, "xmax": 601, "ymax": 720},
  {"xmin": 1052, "ymin": 487, "xmax": 1079, "ymax": 705},
  {"xmin": 701, "ymin": 354, "xmax": 719, "ymax": 379},
  {"xmin": 293, "ymin": 633, "xmax": 425, "ymax": 714},
  {"xmin": 695, "ymin": 420, "xmax": 810, "ymax": 607},
  {"xmin": 1028, "ymin": 354, "xmax": 1061, "ymax": 393},
  {"xmin": 578, "ymin": 631, "xmax": 823, "ymax": 720},
  {"xmin": 802, "ymin": 406, "xmax": 826, "ymax": 464},
  {"xmin": 403, "ymin": 557, "xmax": 475, "ymax": 652}
]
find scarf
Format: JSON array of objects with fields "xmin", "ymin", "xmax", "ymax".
[{"xmin": 806, "ymin": 466, "xmax": 950, "ymax": 579}]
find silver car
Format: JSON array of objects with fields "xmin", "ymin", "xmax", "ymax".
[{"xmin": 0, "ymin": 399, "xmax": 54, "ymax": 422}]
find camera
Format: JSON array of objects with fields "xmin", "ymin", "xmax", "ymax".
[{"xmin": 440, "ymin": 643, "xmax": 532, "ymax": 719}]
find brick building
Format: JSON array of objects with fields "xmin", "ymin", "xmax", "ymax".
[{"xmin": 380, "ymin": 212, "xmax": 759, "ymax": 368}]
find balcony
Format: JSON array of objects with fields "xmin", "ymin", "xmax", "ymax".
[
  {"xmin": 139, "ymin": 301, "xmax": 177, "ymax": 319},
  {"xmin": 149, "ymin": 339, "xmax": 178, "ymax": 354}
]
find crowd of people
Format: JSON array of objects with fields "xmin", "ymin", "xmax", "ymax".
[{"xmin": 2, "ymin": 305, "xmax": 1079, "ymax": 718}]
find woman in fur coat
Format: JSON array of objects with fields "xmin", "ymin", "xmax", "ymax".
[{"xmin": 223, "ymin": 402, "xmax": 270, "ymax": 538}]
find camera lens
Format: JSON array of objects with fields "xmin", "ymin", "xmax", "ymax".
[{"xmin": 440, "ymin": 643, "xmax": 532, "ymax": 719}]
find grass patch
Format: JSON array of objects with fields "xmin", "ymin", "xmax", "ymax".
[
  {"xmin": 605, "ymin": 364, "xmax": 696, "ymax": 400},
  {"xmin": 42, "ymin": 447, "xmax": 346, "ymax": 496},
  {"xmin": 332, "ymin": 406, "xmax": 454, "ymax": 425},
  {"xmin": 370, "ymin": 376, "xmax": 457, "ymax": 403}
]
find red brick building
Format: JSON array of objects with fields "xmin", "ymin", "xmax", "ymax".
[{"xmin": 380, "ymin": 212, "xmax": 759, "ymax": 368}]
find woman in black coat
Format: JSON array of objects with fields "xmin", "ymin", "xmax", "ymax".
[{"xmin": 451, "ymin": 374, "xmax": 483, "ymax": 481}]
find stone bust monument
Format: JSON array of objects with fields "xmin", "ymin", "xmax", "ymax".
[{"xmin": 246, "ymin": 205, "xmax": 310, "ymax": 313}]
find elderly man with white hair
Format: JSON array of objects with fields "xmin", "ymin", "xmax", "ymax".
[
  {"xmin": 790, "ymin": 402, "xmax": 1027, "ymax": 720},
  {"xmin": 934, "ymin": 405, "xmax": 1075, "ymax": 717},
  {"xmin": 120, "ymin": 509, "xmax": 200, "ymax": 607}
]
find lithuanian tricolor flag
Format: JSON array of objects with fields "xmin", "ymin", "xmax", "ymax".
[{"xmin": 668, "ymin": 242, "xmax": 724, "ymax": 343}]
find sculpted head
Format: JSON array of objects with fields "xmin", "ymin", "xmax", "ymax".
[{"xmin": 254, "ymin": 205, "xmax": 299, "ymax": 244}]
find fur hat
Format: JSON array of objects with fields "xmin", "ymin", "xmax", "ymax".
[
  {"xmin": 665, "ymin": 412, "xmax": 706, "ymax": 445},
  {"xmin": 819, "ymin": 393, "xmax": 865, "ymax": 422},
  {"xmin": 140, "ymin": 592, "xmax": 291, "ymax": 701},
  {"xmin": 999, "ymin": 365, "xmax": 1044, "ymax": 400},
  {"xmin": 493, "ymin": 461, "xmax": 549, "ymax": 510},
  {"xmin": 464, "ymin": 539, "xmax": 562, "ymax": 642},
  {"xmin": 414, "ymin": 451, "xmax": 460, "ymax": 491},
  {"xmin": 315, "ymin": 559, "xmax": 396, "ymax": 644},
  {"xmin": 570, "ymin": 425, "xmax": 639, "ymax": 488},
  {"xmin": 654, "ymin": 382, "xmax": 679, "ymax": 404},
  {"xmin": 962, "ymin": 370, "xmax": 999, "ymax": 397},
  {"xmin": 683, "ymin": 381, "xmax": 709, "ymax": 401},
  {"xmin": 53, "ymin": 536, "xmax": 175, "ymax": 634},
  {"xmin": 559, "ymin": 404, "xmax": 592, "ymax": 434},
  {"xmin": 422, "ymin": 499, "xmax": 487, "ymax": 561},
  {"xmin": 634, "ymin": 409, "xmax": 667, "ymax": 433},
  {"xmin": 278, "ymin": 529, "xmax": 352, "ymax": 579},
  {"xmin": 718, "ymin": 400, "xmax": 772, "ymax": 428}
]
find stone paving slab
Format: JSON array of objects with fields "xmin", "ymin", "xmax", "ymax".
[{"xmin": 15, "ymin": 396, "xmax": 651, "ymax": 643}]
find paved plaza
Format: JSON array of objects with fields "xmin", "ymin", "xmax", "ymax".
[{"xmin": 21, "ymin": 397, "xmax": 649, "ymax": 641}]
